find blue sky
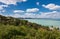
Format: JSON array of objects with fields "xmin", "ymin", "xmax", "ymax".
[{"xmin": 0, "ymin": 0, "xmax": 60, "ymax": 18}]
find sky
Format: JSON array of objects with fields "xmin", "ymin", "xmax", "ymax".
[{"xmin": 0, "ymin": 0, "xmax": 60, "ymax": 19}]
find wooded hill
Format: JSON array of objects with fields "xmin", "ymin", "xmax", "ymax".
[
  {"xmin": 0, "ymin": 15, "xmax": 49, "ymax": 30},
  {"xmin": 0, "ymin": 15, "xmax": 60, "ymax": 39}
]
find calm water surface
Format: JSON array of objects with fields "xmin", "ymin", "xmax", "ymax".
[{"xmin": 24, "ymin": 19, "xmax": 60, "ymax": 27}]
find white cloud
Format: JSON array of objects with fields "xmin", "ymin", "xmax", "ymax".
[
  {"xmin": 23, "ymin": 13, "xmax": 36, "ymax": 18},
  {"xmin": 38, "ymin": 11, "xmax": 60, "ymax": 18},
  {"xmin": 36, "ymin": 2, "xmax": 39, "ymax": 6},
  {"xmin": 0, "ymin": 10, "xmax": 6, "ymax": 15},
  {"xmin": 10, "ymin": 13, "xmax": 36, "ymax": 18},
  {"xmin": 26, "ymin": 8, "xmax": 39, "ymax": 13},
  {"xmin": 42, "ymin": 3, "xmax": 60, "ymax": 10},
  {"xmin": 0, "ymin": 5, "xmax": 7, "ymax": 15},
  {"xmin": 22, "ymin": 0, "xmax": 27, "ymax": 2},
  {"xmin": 14, "ymin": 10, "xmax": 25, "ymax": 13},
  {"xmin": 0, "ymin": 5, "xmax": 8, "ymax": 10},
  {"xmin": 10, "ymin": 10, "xmax": 60, "ymax": 19},
  {"xmin": 0, "ymin": 0, "xmax": 27, "ymax": 5},
  {"xmin": 12, "ymin": 14, "xmax": 21, "ymax": 18},
  {"xmin": 12, "ymin": 8, "xmax": 39, "ymax": 18},
  {"xmin": 0, "ymin": 6, "xmax": 3, "ymax": 10},
  {"xmin": 14, "ymin": 8, "xmax": 39, "ymax": 13},
  {"xmin": 1, "ymin": 5, "xmax": 8, "ymax": 7}
]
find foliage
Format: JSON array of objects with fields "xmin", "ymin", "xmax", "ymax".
[{"xmin": 0, "ymin": 15, "xmax": 60, "ymax": 39}]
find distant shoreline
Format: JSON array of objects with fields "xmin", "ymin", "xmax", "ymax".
[{"xmin": 20, "ymin": 18, "xmax": 60, "ymax": 21}]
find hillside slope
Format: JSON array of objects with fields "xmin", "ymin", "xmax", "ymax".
[{"xmin": 0, "ymin": 15, "xmax": 60, "ymax": 39}]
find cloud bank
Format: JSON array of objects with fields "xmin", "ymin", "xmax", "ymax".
[
  {"xmin": 0, "ymin": 0, "xmax": 27, "ymax": 5},
  {"xmin": 42, "ymin": 3, "xmax": 60, "ymax": 10},
  {"xmin": 11, "ymin": 9, "xmax": 60, "ymax": 19},
  {"xmin": 26, "ymin": 8, "xmax": 39, "ymax": 13}
]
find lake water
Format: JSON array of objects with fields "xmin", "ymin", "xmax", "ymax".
[{"xmin": 24, "ymin": 19, "xmax": 60, "ymax": 27}]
